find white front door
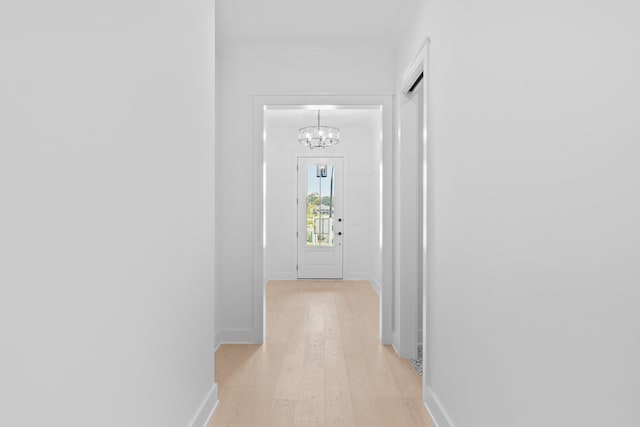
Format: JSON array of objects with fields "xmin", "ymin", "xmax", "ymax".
[{"xmin": 297, "ymin": 157, "xmax": 344, "ymax": 279}]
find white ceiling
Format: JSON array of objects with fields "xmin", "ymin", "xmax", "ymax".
[{"xmin": 216, "ymin": 0, "xmax": 420, "ymax": 45}]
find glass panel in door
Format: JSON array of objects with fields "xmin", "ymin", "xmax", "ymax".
[{"xmin": 306, "ymin": 164, "xmax": 335, "ymax": 246}]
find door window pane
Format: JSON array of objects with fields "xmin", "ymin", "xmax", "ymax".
[{"xmin": 306, "ymin": 164, "xmax": 334, "ymax": 246}]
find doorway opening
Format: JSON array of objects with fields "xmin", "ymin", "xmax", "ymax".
[
  {"xmin": 252, "ymin": 95, "xmax": 393, "ymax": 345},
  {"xmin": 411, "ymin": 77, "xmax": 425, "ymax": 376},
  {"xmin": 264, "ymin": 107, "xmax": 377, "ymax": 284},
  {"xmin": 396, "ymin": 38, "xmax": 430, "ymax": 403}
]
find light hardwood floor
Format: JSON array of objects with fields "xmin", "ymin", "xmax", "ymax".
[{"xmin": 209, "ymin": 280, "xmax": 434, "ymax": 427}]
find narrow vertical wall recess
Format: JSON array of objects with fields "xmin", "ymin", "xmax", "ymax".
[{"xmin": 396, "ymin": 35, "xmax": 431, "ymax": 418}]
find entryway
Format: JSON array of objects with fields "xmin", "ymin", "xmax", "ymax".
[{"xmin": 253, "ymin": 94, "xmax": 394, "ymax": 345}]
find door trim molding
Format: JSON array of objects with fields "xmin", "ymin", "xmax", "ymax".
[
  {"xmin": 252, "ymin": 94, "xmax": 394, "ymax": 344},
  {"xmin": 398, "ymin": 36, "xmax": 431, "ymax": 403}
]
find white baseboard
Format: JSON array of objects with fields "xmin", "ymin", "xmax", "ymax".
[
  {"xmin": 424, "ymin": 385, "xmax": 455, "ymax": 427},
  {"xmin": 264, "ymin": 272, "xmax": 297, "ymax": 281},
  {"xmin": 343, "ymin": 272, "xmax": 374, "ymax": 281},
  {"xmin": 189, "ymin": 383, "xmax": 218, "ymax": 427},
  {"xmin": 264, "ymin": 273, "xmax": 378, "ymax": 285},
  {"xmin": 368, "ymin": 275, "xmax": 381, "ymax": 295},
  {"xmin": 215, "ymin": 328, "xmax": 261, "ymax": 350}
]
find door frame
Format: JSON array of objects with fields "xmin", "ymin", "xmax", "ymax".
[
  {"xmin": 397, "ymin": 37, "xmax": 431, "ymax": 399},
  {"xmin": 296, "ymin": 155, "xmax": 345, "ymax": 279},
  {"xmin": 252, "ymin": 94, "xmax": 393, "ymax": 344}
]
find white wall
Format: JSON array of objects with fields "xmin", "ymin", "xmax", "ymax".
[
  {"xmin": 215, "ymin": 46, "xmax": 394, "ymax": 341},
  {"xmin": 396, "ymin": 1, "xmax": 640, "ymax": 426},
  {"xmin": 0, "ymin": 2, "xmax": 217, "ymax": 426},
  {"xmin": 264, "ymin": 110, "xmax": 381, "ymax": 282}
]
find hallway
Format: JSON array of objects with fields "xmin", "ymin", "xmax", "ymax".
[{"xmin": 209, "ymin": 281, "xmax": 434, "ymax": 426}]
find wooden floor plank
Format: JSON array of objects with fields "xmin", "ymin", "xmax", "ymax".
[
  {"xmin": 209, "ymin": 280, "xmax": 434, "ymax": 427},
  {"xmin": 266, "ymin": 399, "xmax": 296, "ymax": 427}
]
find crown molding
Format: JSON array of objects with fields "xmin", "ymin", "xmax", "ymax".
[{"xmin": 216, "ymin": 40, "xmax": 395, "ymax": 57}]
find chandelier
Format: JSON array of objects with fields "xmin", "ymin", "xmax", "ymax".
[{"xmin": 298, "ymin": 110, "xmax": 340, "ymax": 149}]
